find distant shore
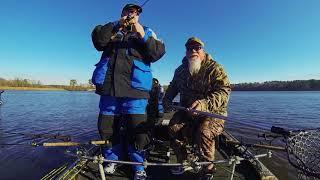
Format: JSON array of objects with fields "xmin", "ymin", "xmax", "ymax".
[
  {"xmin": 0, "ymin": 86, "xmax": 66, "ymax": 91},
  {"xmin": 2, "ymin": 86, "xmax": 319, "ymax": 92},
  {"xmin": 2, "ymin": 79, "xmax": 319, "ymax": 91},
  {"xmin": 161, "ymin": 79, "xmax": 320, "ymax": 91}
]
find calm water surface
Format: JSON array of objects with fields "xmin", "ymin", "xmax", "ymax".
[{"xmin": 0, "ymin": 91, "xmax": 319, "ymax": 180}]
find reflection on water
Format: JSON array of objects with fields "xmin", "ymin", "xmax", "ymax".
[
  {"xmin": 0, "ymin": 91, "xmax": 319, "ymax": 179},
  {"xmin": 0, "ymin": 91, "xmax": 100, "ymax": 179}
]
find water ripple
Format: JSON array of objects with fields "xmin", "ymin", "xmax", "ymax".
[{"xmin": 0, "ymin": 91, "xmax": 319, "ymax": 179}]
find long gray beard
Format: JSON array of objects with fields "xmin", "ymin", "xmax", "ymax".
[{"xmin": 188, "ymin": 58, "xmax": 201, "ymax": 75}]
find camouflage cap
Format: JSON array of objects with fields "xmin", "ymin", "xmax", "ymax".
[
  {"xmin": 122, "ymin": 3, "xmax": 142, "ymax": 14},
  {"xmin": 185, "ymin": 37, "xmax": 204, "ymax": 47}
]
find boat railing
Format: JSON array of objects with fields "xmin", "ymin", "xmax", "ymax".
[{"xmin": 62, "ymin": 147, "xmax": 271, "ymax": 180}]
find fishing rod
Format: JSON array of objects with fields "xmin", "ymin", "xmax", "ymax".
[
  {"xmin": 0, "ymin": 131, "xmax": 72, "ymax": 147},
  {"xmin": 140, "ymin": 0, "xmax": 151, "ymax": 7},
  {"xmin": 61, "ymin": 140, "xmax": 270, "ymax": 180},
  {"xmin": 0, "ymin": 140, "xmax": 108, "ymax": 147},
  {"xmin": 170, "ymin": 105, "xmax": 228, "ymax": 120},
  {"xmin": 5, "ymin": 139, "xmax": 161, "ymax": 147},
  {"xmin": 4, "ymin": 131, "xmax": 71, "ymax": 141},
  {"xmin": 225, "ymin": 140, "xmax": 285, "ymax": 151},
  {"xmin": 65, "ymin": 152, "xmax": 268, "ymax": 167},
  {"xmin": 40, "ymin": 140, "xmax": 108, "ymax": 147}
]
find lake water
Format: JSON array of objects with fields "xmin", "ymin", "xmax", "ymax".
[{"xmin": 0, "ymin": 91, "xmax": 319, "ymax": 180}]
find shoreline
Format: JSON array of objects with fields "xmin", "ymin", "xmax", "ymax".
[
  {"xmin": 1, "ymin": 86, "xmax": 319, "ymax": 92},
  {"xmin": 0, "ymin": 86, "xmax": 66, "ymax": 91}
]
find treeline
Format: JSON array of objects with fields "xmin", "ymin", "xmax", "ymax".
[
  {"xmin": 0, "ymin": 78, "xmax": 44, "ymax": 87},
  {"xmin": 0, "ymin": 78, "xmax": 93, "ymax": 91},
  {"xmin": 162, "ymin": 79, "xmax": 320, "ymax": 91},
  {"xmin": 232, "ymin": 79, "xmax": 320, "ymax": 91},
  {"xmin": 3, "ymin": 78, "xmax": 320, "ymax": 91}
]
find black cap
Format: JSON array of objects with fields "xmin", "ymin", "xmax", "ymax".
[
  {"xmin": 122, "ymin": 3, "xmax": 142, "ymax": 14},
  {"xmin": 152, "ymin": 78, "xmax": 159, "ymax": 84}
]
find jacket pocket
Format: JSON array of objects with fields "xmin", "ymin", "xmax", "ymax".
[
  {"xmin": 92, "ymin": 57, "xmax": 109, "ymax": 85},
  {"xmin": 131, "ymin": 60, "xmax": 152, "ymax": 91}
]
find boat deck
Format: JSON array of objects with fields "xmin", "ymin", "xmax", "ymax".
[
  {"xmin": 75, "ymin": 148, "xmax": 262, "ymax": 180},
  {"xmin": 43, "ymin": 112, "xmax": 277, "ymax": 180}
]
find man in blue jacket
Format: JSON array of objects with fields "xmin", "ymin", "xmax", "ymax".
[{"xmin": 91, "ymin": 3, "xmax": 165, "ymax": 180}]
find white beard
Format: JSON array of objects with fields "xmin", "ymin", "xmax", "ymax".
[{"xmin": 188, "ymin": 58, "xmax": 201, "ymax": 75}]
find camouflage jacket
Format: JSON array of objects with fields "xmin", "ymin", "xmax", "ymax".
[{"xmin": 163, "ymin": 54, "xmax": 231, "ymax": 116}]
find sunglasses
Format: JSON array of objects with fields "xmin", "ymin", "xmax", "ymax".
[
  {"xmin": 129, "ymin": 10, "xmax": 138, "ymax": 14},
  {"xmin": 124, "ymin": 8, "xmax": 138, "ymax": 15},
  {"xmin": 186, "ymin": 46, "xmax": 202, "ymax": 52}
]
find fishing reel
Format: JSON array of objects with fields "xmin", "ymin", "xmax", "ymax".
[
  {"xmin": 111, "ymin": 16, "xmax": 134, "ymax": 42},
  {"xmin": 123, "ymin": 15, "xmax": 134, "ymax": 31}
]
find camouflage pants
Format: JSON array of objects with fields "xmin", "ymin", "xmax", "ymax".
[{"xmin": 168, "ymin": 111, "xmax": 224, "ymax": 162}]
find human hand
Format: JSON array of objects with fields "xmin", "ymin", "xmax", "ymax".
[
  {"xmin": 132, "ymin": 22, "xmax": 145, "ymax": 38},
  {"xmin": 187, "ymin": 100, "xmax": 202, "ymax": 116},
  {"xmin": 119, "ymin": 15, "xmax": 138, "ymax": 27},
  {"xmin": 127, "ymin": 15, "xmax": 138, "ymax": 24},
  {"xmin": 126, "ymin": 15, "xmax": 145, "ymax": 38},
  {"xmin": 118, "ymin": 16, "xmax": 131, "ymax": 28},
  {"xmin": 119, "ymin": 15, "xmax": 144, "ymax": 37}
]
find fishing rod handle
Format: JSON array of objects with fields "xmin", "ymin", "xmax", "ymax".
[
  {"xmin": 90, "ymin": 140, "xmax": 109, "ymax": 145},
  {"xmin": 42, "ymin": 140, "xmax": 109, "ymax": 147},
  {"xmin": 43, "ymin": 142, "xmax": 80, "ymax": 147},
  {"xmin": 170, "ymin": 105, "xmax": 228, "ymax": 120}
]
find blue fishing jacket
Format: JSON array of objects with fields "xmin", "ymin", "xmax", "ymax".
[{"xmin": 91, "ymin": 21, "xmax": 165, "ymax": 98}]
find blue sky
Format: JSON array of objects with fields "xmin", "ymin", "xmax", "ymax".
[{"xmin": 1, "ymin": 0, "xmax": 319, "ymax": 85}]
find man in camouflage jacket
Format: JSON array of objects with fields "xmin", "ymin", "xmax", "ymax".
[{"xmin": 163, "ymin": 37, "xmax": 231, "ymax": 178}]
